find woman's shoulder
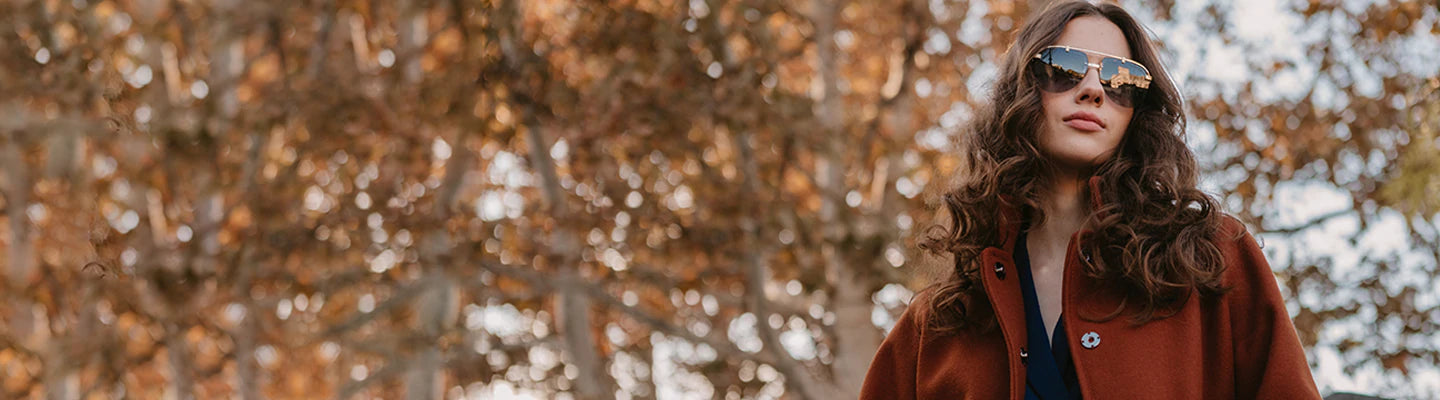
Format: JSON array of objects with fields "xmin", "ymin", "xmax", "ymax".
[
  {"xmin": 1209, "ymin": 214, "xmax": 1285, "ymax": 297},
  {"xmin": 890, "ymin": 285, "xmax": 950, "ymax": 336},
  {"xmin": 899, "ymin": 286, "xmax": 937, "ymax": 323},
  {"xmin": 890, "ymin": 284, "xmax": 986, "ymax": 339},
  {"xmin": 1213, "ymin": 213, "xmax": 1250, "ymax": 241}
]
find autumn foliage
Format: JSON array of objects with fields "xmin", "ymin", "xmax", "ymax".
[{"xmin": 0, "ymin": 0, "xmax": 1436, "ymax": 398}]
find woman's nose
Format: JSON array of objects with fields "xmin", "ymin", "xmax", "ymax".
[{"xmin": 1074, "ymin": 68, "xmax": 1106, "ymax": 105}]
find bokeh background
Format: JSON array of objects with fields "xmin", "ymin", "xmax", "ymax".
[{"xmin": 1, "ymin": 0, "xmax": 1438, "ymax": 398}]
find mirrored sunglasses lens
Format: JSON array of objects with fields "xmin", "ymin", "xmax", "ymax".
[
  {"xmin": 1030, "ymin": 62, "xmax": 1076, "ymax": 92},
  {"xmin": 1047, "ymin": 48, "xmax": 1089, "ymax": 77},
  {"xmin": 1033, "ymin": 48, "xmax": 1087, "ymax": 92},
  {"xmin": 1103, "ymin": 85, "xmax": 1141, "ymax": 107},
  {"xmin": 1099, "ymin": 58, "xmax": 1149, "ymax": 89},
  {"xmin": 1099, "ymin": 58, "xmax": 1150, "ymax": 107}
]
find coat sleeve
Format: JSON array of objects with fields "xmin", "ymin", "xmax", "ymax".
[
  {"xmin": 860, "ymin": 292, "xmax": 926, "ymax": 400},
  {"xmin": 1225, "ymin": 222, "xmax": 1322, "ymax": 399}
]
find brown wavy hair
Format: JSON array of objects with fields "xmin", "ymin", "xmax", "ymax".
[{"xmin": 917, "ymin": 1, "xmax": 1232, "ymax": 335}]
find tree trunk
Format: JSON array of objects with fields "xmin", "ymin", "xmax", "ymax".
[
  {"xmin": 811, "ymin": 0, "xmax": 882, "ymax": 397},
  {"xmin": 524, "ymin": 105, "xmax": 615, "ymax": 399},
  {"xmin": 3, "ymin": 142, "xmax": 35, "ymax": 286},
  {"xmin": 166, "ymin": 324, "xmax": 196, "ymax": 400},
  {"xmin": 406, "ymin": 278, "xmax": 454, "ymax": 400},
  {"xmin": 400, "ymin": 2, "xmax": 446, "ymax": 398},
  {"xmin": 398, "ymin": 0, "xmax": 427, "ymax": 85}
]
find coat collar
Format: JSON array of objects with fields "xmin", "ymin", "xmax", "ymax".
[{"xmin": 979, "ymin": 175, "xmax": 1109, "ymax": 398}]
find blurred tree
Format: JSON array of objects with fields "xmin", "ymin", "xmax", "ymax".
[
  {"xmin": 1151, "ymin": 1, "xmax": 1440, "ymax": 393},
  {"xmin": 0, "ymin": 0, "xmax": 1434, "ymax": 399}
]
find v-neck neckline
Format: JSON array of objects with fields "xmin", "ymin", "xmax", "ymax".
[{"xmin": 1016, "ymin": 229, "xmax": 1082, "ymax": 400}]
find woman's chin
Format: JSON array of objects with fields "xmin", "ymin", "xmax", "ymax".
[{"xmin": 1044, "ymin": 150, "xmax": 1110, "ymax": 170}]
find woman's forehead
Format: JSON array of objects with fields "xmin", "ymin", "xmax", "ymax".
[{"xmin": 1052, "ymin": 15, "xmax": 1132, "ymax": 60}]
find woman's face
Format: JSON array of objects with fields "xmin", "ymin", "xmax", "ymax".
[{"xmin": 1037, "ymin": 16, "xmax": 1135, "ymax": 169}]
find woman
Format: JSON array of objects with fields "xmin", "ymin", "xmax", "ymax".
[{"xmin": 860, "ymin": 2, "xmax": 1321, "ymax": 399}]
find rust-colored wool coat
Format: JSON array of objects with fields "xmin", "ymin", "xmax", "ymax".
[{"xmin": 861, "ymin": 179, "xmax": 1321, "ymax": 399}]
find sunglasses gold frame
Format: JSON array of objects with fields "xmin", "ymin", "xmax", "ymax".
[{"xmin": 1032, "ymin": 45, "xmax": 1152, "ymax": 90}]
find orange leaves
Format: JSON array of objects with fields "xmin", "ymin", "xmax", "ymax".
[
  {"xmin": 1360, "ymin": 1, "xmax": 1429, "ymax": 42},
  {"xmin": 4, "ymin": 0, "xmax": 1437, "ymax": 397},
  {"xmin": 428, "ymin": 27, "xmax": 465, "ymax": 62},
  {"xmin": 1381, "ymin": 351, "xmax": 1411, "ymax": 376}
]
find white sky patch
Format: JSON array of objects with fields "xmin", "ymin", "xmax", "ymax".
[
  {"xmin": 1229, "ymin": 0, "xmax": 1313, "ymax": 94},
  {"xmin": 871, "ymin": 284, "xmax": 915, "ymax": 335},
  {"xmin": 476, "ymin": 190, "xmax": 525, "ymax": 221},
  {"xmin": 779, "ymin": 325, "xmax": 817, "ymax": 360},
  {"xmin": 1347, "ymin": 60, "xmax": 1385, "ymax": 99},
  {"xmin": 938, "ymin": 101, "xmax": 972, "ymax": 130},
  {"xmin": 1411, "ymin": 368, "xmax": 1440, "ymax": 398},
  {"xmin": 1308, "ymin": 305, "xmax": 1434, "ymax": 396},
  {"xmin": 432, "ymin": 137, "xmax": 452, "ymax": 161},
  {"xmin": 1308, "ymin": 76, "xmax": 1341, "ymax": 110},
  {"xmin": 1313, "ymin": 347, "xmax": 1350, "ymax": 393},
  {"xmin": 1353, "ymin": 210, "xmax": 1415, "ymax": 261},
  {"xmin": 1265, "ymin": 181, "xmax": 1352, "ymax": 228},
  {"xmin": 956, "ymin": 0, "xmax": 990, "ymax": 48},
  {"xmin": 965, "ymin": 62, "xmax": 998, "ymax": 100},
  {"xmin": 1390, "ymin": 14, "xmax": 1440, "ymax": 77},
  {"xmin": 601, "ymin": 248, "xmax": 628, "ymax": 271},
  {"xmin": 1230, "ymin": 0, "xmax": 1288, "ymax": 42},
  {"xmin": 477, "ymin": 191, "xmax": 507, "ymax": 221},
  {"xmin": 1133, "ymin": 0, "xmax": 1203, "ymax": 89},
  {"xmin": 651, "ymin": 334, "xmax": 717, "ymax": 399},
  {"xmin": 1200, "ymin": 38, "xmax": 1248, "ymax": 91},
  {"xmin": 609, "ymin": 351, "xmax": 648, "ymax": 396},
  {"xmin": 916, "ymin": 128, "xmax": 952, "ymax": 151},
  {"xmin": 873, "ymin": 284, "xmax": 914, "ymax": 309},
  {"xmin": 475, "ymin": 380, "xmax": 545, "ymax": 400},
  {"xmin": 480, "ymin": 304, "xmax": 528, "ymax": 337},
  {"xmin": 1266, "ymin": 212, "xmax": 1362, "ymax": 278},
  {"xmin": 487, "ymin": 151, "xmax": 535, "ymax": 188},
  {"xmin": 727, "ymin": 313, "xmax": 763, "ymax": 353}
]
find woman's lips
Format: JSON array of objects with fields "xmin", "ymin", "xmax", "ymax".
[{"xmin": 1064, "ymin": 118, "xmax": 1104, "ymax": 132}]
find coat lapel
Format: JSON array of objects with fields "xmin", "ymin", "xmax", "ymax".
[
  {"xmin": 978, "ymin": 197, "xmax": 1026, "ymax": 399},
  {"xmin": 979, "ymin": 176, "xmax": 1111, "ymax": 400}
]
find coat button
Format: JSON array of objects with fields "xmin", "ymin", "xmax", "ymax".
[
  {"xmin": 1019, "ymin": 347, "xmax": 1028, "ymax": 365},
  {"xmin": 1081, "ymin": 331, "xmax": 1101, "ymax": 349},
  {"xmin": 993, "ymin": 262, "xmax": 1006, "ymax": 279}
]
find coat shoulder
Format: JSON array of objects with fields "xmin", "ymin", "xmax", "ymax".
[
  {"xmin": 1214, "ymin": 213, "xmax": 1252, "ymax": 246},
  {"xmin": 899, "ymin": 286, "xmax": 937, "ymax": 328},
  {"xmin": 1211, "ymin": 214, "xmax": 1272, "ymax": 285},
  {"xmin": 1209, "ymin": 218, "xmax": 1322, "ymax": 397}
]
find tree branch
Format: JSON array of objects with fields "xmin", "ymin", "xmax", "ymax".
[{"xmin": 1264, "ymin": 208, "xmax": 1352, "ymax": 235}]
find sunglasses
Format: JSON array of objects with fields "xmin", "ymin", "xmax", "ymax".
[{"xmin": 1029, "ymin": 45, "xmax": 1152, "ymax": 108}]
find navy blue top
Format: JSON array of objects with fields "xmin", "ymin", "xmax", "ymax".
[{"xmin": 1015, "ymin": 230, "xmax": 1083, "ymax": 400}]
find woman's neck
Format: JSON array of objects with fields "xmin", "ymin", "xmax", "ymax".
[{"xmin": 1033, "ymin": 169, "xmax": 1091, "ymax": 235}]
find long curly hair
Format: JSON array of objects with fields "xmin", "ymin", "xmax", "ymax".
[{"xmin": 917, "ymin": 1, "xmax": 1231, "ymax": 335}]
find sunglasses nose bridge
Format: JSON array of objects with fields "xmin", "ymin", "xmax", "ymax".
[
  {"xmin": 1072, "ymin": 67, "xmax": 1109, "ymax": 104},
  {"xmin": 1076, "ymin": 65, "xmax": 1105, "ymax": 90}
]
